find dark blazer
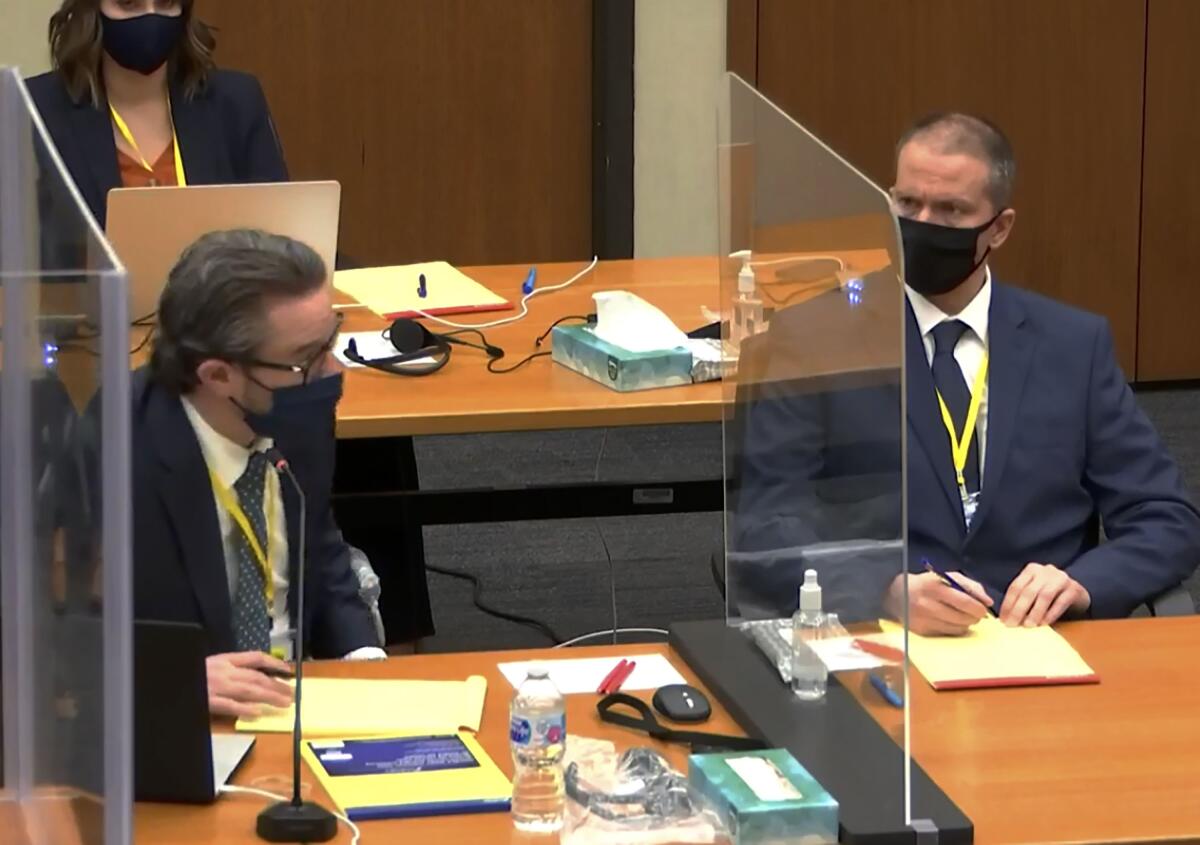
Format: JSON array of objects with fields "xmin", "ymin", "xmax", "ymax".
[
  {"xmin": 732, "ymin": 272, "xmax": 1200, "ymax": 620},
  {"xmin": 127, "ymin": 370, "xmax": 376, "ymax": 658},
  {"xmin": 26, "ymin": 68, "xmax": 287, "ymax": 228}
]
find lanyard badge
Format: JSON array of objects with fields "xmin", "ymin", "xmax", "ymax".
[
  {"xmin": 109, "ymin": 99, "xmax": 187, "ymax": 187},
  {"xmin": 935, "ymin": 352, "xmax": 988, "ymax": 529}
]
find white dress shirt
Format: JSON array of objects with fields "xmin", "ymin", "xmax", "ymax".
[
  {"xmin": 181, "ymin": 399, "xmax": 387, "ymax": 662},
  {"xmin": 182, "ymin": 398, "xmax": 292, "ymax": 652},
  {"xmin": 906, "ymin": 266, "xmax": 992, "ymax": 483}
]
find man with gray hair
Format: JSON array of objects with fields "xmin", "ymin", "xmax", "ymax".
[
  {"xmin": 884, "ymin": 112, "xmax": 1200, "ymax": 634},
  {"xmin": 132, "ymin": 229, "xmax": 383, "ymax": 717},
  {"xmin": 731, "ymin": 112, "xmax": 1200, "ymax": 633}
]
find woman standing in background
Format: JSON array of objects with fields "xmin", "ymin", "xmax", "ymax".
[{"xmin": 27, "ymin": 0, "xmax": 286, "ymax": 227}]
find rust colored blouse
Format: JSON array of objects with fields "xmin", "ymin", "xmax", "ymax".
[{"xmin": 117, "ymin": 141, "xmax": 178, "ymax": 188}]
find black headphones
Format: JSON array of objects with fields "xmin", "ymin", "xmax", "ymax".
[{"xmin": 343, "ymin": 318, "xmax": 503, "ymax": 377}]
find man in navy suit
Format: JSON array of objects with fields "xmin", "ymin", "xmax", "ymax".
[
  {"xmin": 732, "ymin": 113, "xmax": 1200, "ymax": 634},
  {"xmin": 129, "ymin": 229, "xmax": 383, "ymax": 716}
]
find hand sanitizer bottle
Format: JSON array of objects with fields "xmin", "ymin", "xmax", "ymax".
[
  {"xmin": 729, "ymin": 250, "xmax": 764, "ymax": 351},
  {"xmin": 791, "ymin": 569, "xmax": 828, "ymax": 700}
]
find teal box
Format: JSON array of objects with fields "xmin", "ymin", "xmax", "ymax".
[
  {"xmin": 689, "ymin": 749, "xmax": 838, "ymax": 845},
  {"xmin": 550, "ymin": 324, "xmax": 694, "ymax": 392}
]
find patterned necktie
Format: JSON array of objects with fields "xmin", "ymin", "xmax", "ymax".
[
  {"xmin": 930, "ymin": 319, "xmax": 980, "ymax": 494},
  {"xmin": 231, "ymin": 450, "xmax": 271, "ymax": 652}
]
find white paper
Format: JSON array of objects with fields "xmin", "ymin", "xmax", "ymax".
[
  {"xmin": 335, "ymin": 331, "xmax": 435, "ymax": 369},
  {"xmin": 806, "ymin": 637, "xmax": 886, "ymax": 672},
  {"xmin": 725, "ymin": 756, "xmax": 803, "ymax": 802},
  {"xmin": 498, "ymin": 653, "xmax": 687, "ymax": 694}
]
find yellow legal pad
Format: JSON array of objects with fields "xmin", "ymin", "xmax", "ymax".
[
  {"xmin": 879, "ymin": 618, "xmax": 1099, "ymax": 690},
  {"xmin": 301, "ymin": 732, "xmax": 511, "ymax": 821},
  {"xmin": 333, "ymin": 261, "xmax": 512, "ymax": 319},
  {"xmin": 235, "ymin": 676, "xmax": 488, "ymax": 737}
]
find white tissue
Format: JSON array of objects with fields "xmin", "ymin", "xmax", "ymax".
[{"xmin": 591, "ymin": 290, "xmax": 689, "ymax": 353}]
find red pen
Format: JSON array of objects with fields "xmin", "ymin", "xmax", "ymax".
[
  {"xmin": 853, "ymin": 638, "xmax": 905, "ymax": 663},
  {"xmin": 597, "ymin": 659, "xmax": 627, "ymax": 694},
  {"xmin": 609, "ymin": 659, "xmax": 637, "ymax": 693}
]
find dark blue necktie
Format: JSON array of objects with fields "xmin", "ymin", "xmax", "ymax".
[
  {"xmin": 930, "ymin": 320, "xmax": 980, "ymax": 494},
  {"xmin": 231, "ymin": 451, "xmax": 272, "ymax": 652}
]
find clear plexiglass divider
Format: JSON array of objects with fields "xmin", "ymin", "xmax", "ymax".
[
  {"xmin": 717, "ymin": 72, "xmax": 921, "ymax": 831},
  {"xmin": 0, "ymin": 66, "xmax": 132, "ymax": 845}
]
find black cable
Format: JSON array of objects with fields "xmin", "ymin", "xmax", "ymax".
[
  {"xmin": 130, "ymin": 323, "xmax": 155, "ymax": 355},
  {"xmin": 486, "ymin": 351, "xmax": 550, "ymax": 374},
  {"xmin": 535, "ymin": 314, "xmax": 590, "ymax": 347},
  {"xmin": 426, "ymin": 563, "xmax": 563, "ymax": 644},
  {"xmin": 55, "ymin": 342, "xmax": 100, "ymax": 358}
]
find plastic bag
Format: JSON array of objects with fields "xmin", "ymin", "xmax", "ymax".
[
  {"xmin": 561, "ymin": 738, "xmax": 730, "ymax": 845},
  {"xmin": 741, "ymin": 613, "xmax": 849, "ymax": 684}
]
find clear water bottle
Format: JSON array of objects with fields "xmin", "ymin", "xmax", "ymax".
[
  {"xmin": 509, "ymin": 666, "xmax": 566, "ymax": 832},
  {"xmin": 792, "ymin": 569, "xmax": 828, "ymax": 700}
]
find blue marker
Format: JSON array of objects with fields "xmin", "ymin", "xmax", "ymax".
[
  {"xmin": 417, "ymin": 273, "xmax": 427, "ymax": 299},
  {"xmin": 868, "ymin": 672, "xmax": 904, "ymax": 708},
  {"xmin": 521, "ymin": 266, "xmax": 537, "ymax": 296}
]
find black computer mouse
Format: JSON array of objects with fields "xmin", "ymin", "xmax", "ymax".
[{"xmin": 651, "ymin": 684, "xmax": 711, "ymax": 723}]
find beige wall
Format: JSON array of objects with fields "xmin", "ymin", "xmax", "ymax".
[
  {"xmin": 634, "ymin": 0, "xmax": 726, "ymax": 258},
  {"xmin": 0, "ymin": 0, "xmax": 57, "ymax": 76}
]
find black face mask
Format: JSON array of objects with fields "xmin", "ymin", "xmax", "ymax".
[
  {"xmin": 238, "ymin": 372, "xmax": 344, "ymax": 442},
  {"xmin": 899, "ymin": 213, "xmax": 1002, "ymax": 298},
  {"xmin": 100, "ymin": 12, "xmax": 185, "ymax": 76}
]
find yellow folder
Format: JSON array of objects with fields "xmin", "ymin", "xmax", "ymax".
[
  {"xmin": 235, "ymin": 676, "xmax": 488, "ymax": 737},
  {"xmin": 879, "ymin": 618, "xmax": 1099, "ymax": 690},
  {"xmin": 301, "ymin": 732, "xmax": 511, "ymax": 821},
  {"xmin": 333, "ymin": 261, "xmax": 512, "ymax": 319}
]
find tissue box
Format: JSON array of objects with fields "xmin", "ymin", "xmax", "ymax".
[
  {"xmin": 551, "ymin": 324, "xmax": 694, "ymax": 392},
  {"xmin": 689, "ymin": 749, "xmax": 838, "ymax": 845}
]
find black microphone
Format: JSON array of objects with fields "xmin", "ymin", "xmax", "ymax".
[{"xmin": 256, "ymin": 448, "xmax": 337, "ymax": 843}]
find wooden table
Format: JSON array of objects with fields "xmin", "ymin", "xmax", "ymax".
[
  {"xmin": 132, "ymin": 618, "xmax": 1200, "ymax": 844},
  {"xmin": 333, "ymin": 257, "xmax": 726, "ymax": 438},
  {"xmin": 135, "ymin": 643, "xmax": 739, "ymax": 844},
  {"xmin": 331, "ymin": 251, "xmax": 888, "ymax": 438},
  {"xmin": 851, "ymin": 617, "xmax": 1200, "ymax": 845}
]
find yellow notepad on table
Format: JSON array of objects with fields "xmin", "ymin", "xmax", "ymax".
[
  {"xmin": 302, "ymin": 732, "xmax": 511, "ymax": 821},
  {"xmin": 235, "ymin": 676, "xmax": 488, "ymax": 737},
  {"xmin": 879, "ymin": 618, "xmax": 1099, "ymax": 690},
  {"xmin": 333, "ymin": 261, "xmax": 512, "ymax": 319}
]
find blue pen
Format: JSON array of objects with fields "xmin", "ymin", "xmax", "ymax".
[
  {"xmin": 923, "ymin": 558, "xmax": 994, "ymax": 615},
  {"xmin": 868, "ymin": 672, "xmax": 904, "ymax": 708},
  {"xmin": 417, "ymin": 273, "xmax": 428, "ymax": 299},
  {"xmin": 521, "ymin": 266, "xmax": 537, "ymax": 296}
]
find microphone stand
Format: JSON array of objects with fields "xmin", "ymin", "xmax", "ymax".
[{"xmin": 256, "ymin": 450, "xmax": 337, "ymax": 843}]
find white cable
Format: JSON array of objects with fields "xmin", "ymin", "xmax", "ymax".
[
  {"xmin": 411, "ymin": 255, "xmax": 599, "ymax": 330},
  {"xmin": 750, "ymin": 254, "xmax": 846, "ymax": 271},
  {"xmin": 218, "ymin": 784, "xmax": 361, "ymax": 845},
  {"xmin": 554, "ymin": 627, "xmax": 670, "ymax": 649}
]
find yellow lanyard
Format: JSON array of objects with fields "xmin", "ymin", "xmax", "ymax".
[
  {"xmin": 935, "ymin": 351, "xmax": 989, "ymax": 491},
  {"xmin": 208, "ymin": 467, "xmax": 274, "ymax": 603},
  {"xmin": 109, "ymin": 100, "xmax": 187, "ymax": 187}
]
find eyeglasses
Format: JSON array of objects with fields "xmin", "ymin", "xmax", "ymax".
[{"xmin": 244, "ymin": 312, "xmax": 344, "ymax": 384}]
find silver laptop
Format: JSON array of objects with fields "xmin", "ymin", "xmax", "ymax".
[{"xmin": 106, "ymin": 180, "xmax": 341, "ymax": 323}]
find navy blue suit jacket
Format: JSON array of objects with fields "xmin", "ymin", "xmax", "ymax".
[
  {"xmin": 732, "ymin": 272, "xmax": 1200, "ymax": 620},
  {"xmin": 27, "ymin": 68, "xmax": 287, "ymax": 228},
  {"xmin": 126, "ymin": 370, "xmax": 376, "ymax": 658}
]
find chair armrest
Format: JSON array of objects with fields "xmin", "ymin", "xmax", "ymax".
[
  {"xmin": 1147, "ymin": 583, "xmax": 1195, "ymax": 617},
  {"xmin": 347, "ymin": 545, "xmax": 386, "ymax": 646}
]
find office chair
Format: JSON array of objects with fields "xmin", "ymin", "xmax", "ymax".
[
  {"xmin": 347, "ymin": 545, "xmax": 386, "ymax": 646},
  {"xmin": 1146, "ymin": 583, "xmax": 1196, "ymax": 617}
]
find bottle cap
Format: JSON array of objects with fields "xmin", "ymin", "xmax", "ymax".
[{"xmin": 799, "ymin": 568, "xmax": 822, "ymax": 613}]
